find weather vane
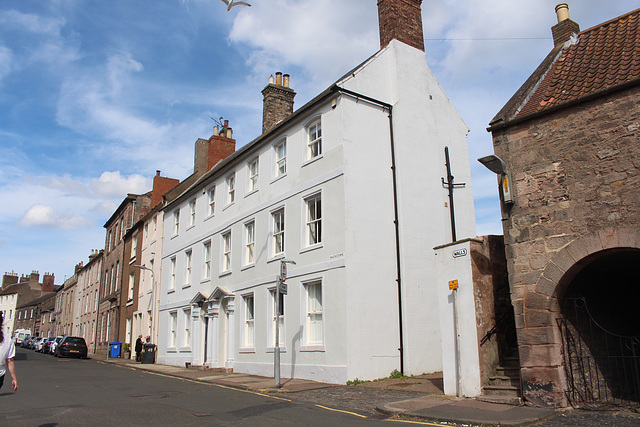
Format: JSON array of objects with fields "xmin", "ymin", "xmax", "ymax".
[{"xmin": 220, "ymin": 0, "xmax": 251, "ymax": 12}]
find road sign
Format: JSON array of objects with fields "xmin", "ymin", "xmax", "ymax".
[
  {"xmin": 279, "ymin": 282, "xmax": 288, "ymax": 295},
  {"xmin": 449, "ymin": 280, "xmax": 459, "ymax": 290},
  {"xmin": 280, "ymin": 262, "xmax": 287, "ymax": 281}
]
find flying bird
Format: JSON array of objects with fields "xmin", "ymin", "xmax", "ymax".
[{"xmin": 220, "ymin": 0, "xmax": 251, "ymax": 11}]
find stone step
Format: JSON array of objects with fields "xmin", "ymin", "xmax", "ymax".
[
  {"xmin": 503, "ymin": 356, "xmax": 520, "ymax": 367},
  {"xmin": 477, "ymin": 394, "xmax": 523, "ymax": 406},
  {"xmin": 488, "ymin": 375, "xmax": 521, "ymax": 387},
  {"xmin": 482, "ymin": 384, "xmax": 520, "ymax": 397},
  {"xmin": 496, "ymin": 365, "xmax": 520, "ymax": 375}
]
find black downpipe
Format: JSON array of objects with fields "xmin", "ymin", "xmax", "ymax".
[
  {"xmin": 336, "ymin": 87, "xmax": 404, "ymax": 375},
  {"xmin": 444, "ymin": 146, "xmax": 457, "ymax": 242}
]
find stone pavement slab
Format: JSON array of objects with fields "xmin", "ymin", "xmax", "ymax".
[{"xmin": 378, "ymin": 394, "xmax": 556, "ymax": 425}]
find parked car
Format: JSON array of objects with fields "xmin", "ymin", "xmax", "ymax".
[
  {"xmin": 42, "ymin": 337, "xmax": 56, "ymax": 353},
  {"xmin": 27, "ymin": 337, "xmax": 39, "ymax": 349},
  {"xmin": 33, "ymin": 337, "xmax": 46, "ymax": 352},
  {"xmin": 50, "ymin": 336, "xmax": 64, "ymax": 355},
  {"xmin": 55, "ymin": 336, "xmax": 88, "ymax": 359},
  {"xmin": 21, "ymin": 336, "xmax": 31, "ymax": 348}
]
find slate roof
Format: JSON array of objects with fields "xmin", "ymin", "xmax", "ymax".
[{"xmin": 490, "ymin": 8, "xmax": 640, "ymax": 129}]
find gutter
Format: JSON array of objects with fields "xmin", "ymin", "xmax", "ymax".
[{"xmin": 336, "ymin": 87, "xmax": 405, "ymax": 375}]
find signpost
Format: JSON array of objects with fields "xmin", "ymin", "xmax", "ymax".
[{"xmin": 274, "ymin": 259, "xmax": 295, "ymax": 389}]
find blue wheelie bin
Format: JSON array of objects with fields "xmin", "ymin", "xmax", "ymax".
[{"xmin": 109, "ymin": 342, "xmax": 122, "ymax": 358}]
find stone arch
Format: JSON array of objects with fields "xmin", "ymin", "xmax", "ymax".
[{"xmin": 530, "ymin": 227, "xmax": 640, "ymax": 308}]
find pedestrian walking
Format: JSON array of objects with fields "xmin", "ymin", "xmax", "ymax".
[
  {"xmin": 0, "ymin": 313, "xmax": 18, "ymax": 392},
  {"xmin": 135, "ymin": 335, "xmax": 143, "ymax": 362}
]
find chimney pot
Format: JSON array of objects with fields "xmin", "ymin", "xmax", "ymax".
[
  {"xmin": 276, "ymin": 72, "xmax": 283, "ymax": 86},
  {"xmin": 555, "ymin": 3, "xmax": 570, "ymax": 23},
  {"xmin": 156, "ymin": 170, "xmax": 161, "ymax": 176},
  {"xmin": 283, "ymin": 74, "xmax": 290, "ymax": 88},
  {"xmin": 269, "ymin": 74, "xmax": 275, "ymax": 85},
  {"xmin": 224, "ymin": 120, "xmax": 229, "ymax": 128}
]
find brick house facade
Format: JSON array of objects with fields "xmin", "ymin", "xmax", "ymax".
[{"xmin": 488, "ymin": 5, "xmax": 640, "ymax": 407}]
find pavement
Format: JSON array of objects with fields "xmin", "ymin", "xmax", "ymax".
[{"xmin": 93, "ymin": 352, "xmax": 559, "ymax": 426}]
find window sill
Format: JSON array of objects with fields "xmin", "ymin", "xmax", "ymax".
[
  {"xmin": 300, "ymin": 345, "xmax": 325, "ymax": 352},
  {"xmin": 126, "ymin": 299, "xmax": 133, "ymax": 307},
  {"xmin": 299, "ymin": 242, "xmax": 323, "ymax": 254},
  {"xmin": 200, "ymin": 277, "xmax": 211, "ymax": 284},
  {"xmin": 170, "ymin": 234, "xmax": 179, "ymax": 240},
  {"xmin": 186, "ymin": 225, "xmax": 195, "ymax": 231},
  {"xmin": 241, "ymin": 263, "xmax": 255, "ymax": 272},
  {"xmin": 182, "ymin": 284, "xmax": 191, "ymax": 290},
  {"xmin": 302, "ymin": 154, "xmax": 323, "ymax": 167},
  {"xmin": 204, "ymin": 214, "xmax": 215, "ymax": 222},
  {"xmin": 245, "ymin": 189, "xmax": 258, "ymax": 198},
  {"xmin": 167, "ymin": 347, "xmax": 177, "ymax": 353},
  {"xmin": 167, "ymin": 289, "xmax": 176, "ymax": 294},
  {"xmin": 238, "ymin": 347, "xmax": 255, "ymax": 354},
  {"xmin": 219, "ymin": 270, "xmax": 232, "ymax": 278},
  {"xmin": 270, "ymin": 173, "xmax": 287, "ymax": 185},
  {"xmin": 223, "ymin": 201, "xmax": 235, "ymax": 211},
  {"xmin": 267, "ymin": 254, "xmax": 285, "ymax": 264},
  {"xmin": 179, "ymin": 346, "xmax": 192, "ymax": 353},
  {"xmin": 266, "ymin": 346, "xmax": 287, "ymax": 353}
]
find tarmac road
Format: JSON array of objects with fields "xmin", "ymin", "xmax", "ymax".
[{"xmin": 0, "ymin": 348, "xmax": 390, "ymax": 426}]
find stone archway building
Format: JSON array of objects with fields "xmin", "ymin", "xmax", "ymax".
[{"xmin": 488, "ymin": 5, "xmax": 640, "ymax": 407}]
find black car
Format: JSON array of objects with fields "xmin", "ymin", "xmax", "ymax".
[{"xmin": 55, "ymin": 336, "xmax": 88, "ymax": 358}]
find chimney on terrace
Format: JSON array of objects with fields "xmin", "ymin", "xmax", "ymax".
[
  {"xmin": 194, "ymin": 120, "xmax": 237, "ymax": 175},
  {"xmin": 552, "ymin": 3, "xmax": 580, "ymax": 46},
  {"xmin": 378, "ymin": 0, "xmax": 425, "ymax": 51},
  {"xmin": 261, "ymin": 72, "xmax": 296, "ymax": 134}
]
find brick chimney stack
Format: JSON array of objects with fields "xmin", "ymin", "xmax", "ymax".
[
  {"xmin": 193, "ymin": 120, "xmax": 237, "ymax": 176},
  {"xmin": 2, "ymin": 272, "xmax": 18, "ymax": 289},
  {"xmin": 151, "ymin": 170, "xmax": 180, "ymax": 208},
  {"xmin": 261, "ymin": 72, "xmax": 296, "ymax": 134},
  {"xmin": 378, "ymin": 0, "xmax": 425, "ymax": 52},
  {"xmin": 42, "ymin": 272, "xmax": 55, "ymax": 294},
  {"xmin": 552, "ymin": 3, "xmax": 580, "ymax": 46}
]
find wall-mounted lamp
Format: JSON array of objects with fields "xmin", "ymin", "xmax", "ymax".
[{"xmin": 478, "ymin": 154, "xmax": 514, "ymax": 204}]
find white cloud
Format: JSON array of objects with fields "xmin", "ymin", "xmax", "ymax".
[
  {"xmin": 0, "ymin": 46, "xmax": 13, "ymax": 81},
  {"xmin": 19, "ymin": 204, "xmax": 93, "ymax": 229},
  {"xmin": 90, "ymin": 171, "xmax": 151, "ymax": 198},
  {"xmin": 0, "ymin": 10, "xmax": 66, "ymax": 35},
  {"xmin": 229, "ymin": 0, "xmax": 377, "ymax": 84}
]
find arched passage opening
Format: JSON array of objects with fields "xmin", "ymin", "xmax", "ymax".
[{"xmin": 558, "ymin": 249, "xmax": 640, "ymax": 408}]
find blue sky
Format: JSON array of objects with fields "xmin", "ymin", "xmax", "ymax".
[{"xmin": 1, "ymin": 0, "xmax": 637, "ymax": 282}]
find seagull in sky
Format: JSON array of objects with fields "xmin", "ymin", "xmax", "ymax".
[{"xmin": 220, "ymin": 0, "xmax": 251, "ymax": 11}]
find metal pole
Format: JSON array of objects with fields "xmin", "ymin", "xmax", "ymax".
[
  {"xmin": 274, "ymin": 276, "xmax": 281, "ymax": 389},
  {"xmin": 453, "ymin": 287, "xmax": 462, "ymax": 397}
]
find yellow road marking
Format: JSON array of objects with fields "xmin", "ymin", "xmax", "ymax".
[
  {"xmin": 99, "ymin": 361, "xmax": 292, "ymax": 402},
  {"xmin": 386, "ymin": 419, "xmax": 451, "ymax": 426},
  {"xmin": 315, "ymin": 405, "xmax": 368, "ymax": 418}
]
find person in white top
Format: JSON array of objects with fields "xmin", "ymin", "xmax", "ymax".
[{"xmin": 0, "ymin": 312, "xmax": 18, "ymax": 392}]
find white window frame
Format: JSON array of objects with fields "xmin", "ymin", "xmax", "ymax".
[
  {"xmin": 303, "ymin": 193, "xmax": 322, "ymax": 249},
  {"xmin": 307, "ymin": 119, "xmax": 322, "ymax": 160},
  {"xmin": 169, "ymin": 256, "xmax": 176, "ymax": 291},
  {"xmin": 203, "ymin": 241, "xmax": 211, "ymax": 280},
  {"xmin": 269, "ymin": 288, "xmax": 285, "ymax": 350},
  {"xmin": 173, "ymin": 209, "xmax": 180, "ymax": 236},
  {"xmin": 184, "ymin": 249, "xmax": 192, "ymax": 287},
  {"xmin": 243, "ymin": 220, "xmax": 255, "ymax": 267},
  {"xmin": 271, "ymin": 208, "xmax": 285, "ymax": 258},
  {"xmin": 248, "ymin": 157, "xmax": 259, "ymax": 193},
  {"xmin": 221, "ymin": 231, "xmax": 232, "ymax": 274},
  {"xmin": 189, "ymin": 199, "xmax": 196, "ymax": 227},
  {"xmin": 226, "ymin": 173, "xmax": 236, "ymax": 205},
  {"xmin": 131, "ymin": 233, "xmax": 138, "ymax": 260},
  {"xmin": 183, "ymin": 308, "xmax": 191, "ymax": 348},
  {"xmin": 303, "ymin": 280, "xmax": 324, "ymax": 348},
  {"xmin": 243, "ymin": 294, "xmax": 255, "ymax": 350},
  {"xmin": 128, "ymin": 272, "xmax": 135, "ymax": 301},
  {"xmin": 274, "ymin": 139, "xmax": 286, "ymax": 178},
  {"xmin": 169, "ymin": 311, "xmax": 177, "ymax": 349},
  {"xmin": 207, "ymin": 186, "xmax": 216, "ymax": 217}
]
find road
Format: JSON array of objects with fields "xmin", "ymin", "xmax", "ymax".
[{"xmin": 1, "ymin": 348, "xmax": 389, "ymax": 426}]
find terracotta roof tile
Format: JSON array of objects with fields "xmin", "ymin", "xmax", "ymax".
[{"xmin": 513, "ymin": 8, "xmax": 640, "ymax": 121}]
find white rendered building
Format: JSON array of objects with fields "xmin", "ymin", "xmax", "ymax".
[{"xmin": 157, "ymin": 0, "xmax": 475, "ymax": 384}]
